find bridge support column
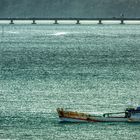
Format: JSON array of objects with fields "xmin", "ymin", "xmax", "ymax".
[
  {"xmin": 32, "ymin": 20, "xmax": 36, "ymax": 24},
  {"xmin": 54, "ymin": 20, "xmax": 58, "ymax": 24},
  {"xmin": 120, "ymin": 19, "xmax": 124, "ymax": 24},
  {"xmin": 10, "ymin": 20, "xmax": 14, "ymax": 24},
  {"xmin": 98, "ymin": 19, "xmax": 102, "ymax": 24},
  {"xmin": 76, "ymin": 20, "xmax": 80, "ymax": 24}
]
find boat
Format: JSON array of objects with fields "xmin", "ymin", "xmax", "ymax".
[{"xmin": 57, "ymin": 106, "xmax": 140, "ymax": 123}]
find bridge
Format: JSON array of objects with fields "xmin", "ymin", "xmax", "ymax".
[{"xmin": 0, "ymin": 17, "xmax": 140, "ymax": 24}]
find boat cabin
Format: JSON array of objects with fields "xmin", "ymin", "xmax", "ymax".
[{"xmin": 125, "ymin": 106, "xmax": 140, "ymax": 118}]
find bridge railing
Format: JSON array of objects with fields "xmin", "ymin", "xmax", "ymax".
[{"xmin": 0, "ymin": 17, "xmax": 140, "ymax": 24}]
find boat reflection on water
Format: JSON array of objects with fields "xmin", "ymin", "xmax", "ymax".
[{"xmin": 57, "ymin": 106, "xmax": 140, "ymax": 123}]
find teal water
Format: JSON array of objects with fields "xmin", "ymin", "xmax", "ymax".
[{"xmin": 0, "ymin": 24, "xmax": 140, "ymax": 139}]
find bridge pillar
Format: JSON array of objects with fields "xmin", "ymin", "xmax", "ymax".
[
  {"xmin": 32, "ymin": 20, "xmax": 36, "ymax": 24},
  {"xmin": 10, "ymin": 19, "xmax": 14, "ymax": 24},
  {"xmin": 120, "ymin": 13, "xmax": 125, "ymax": 24},
  {"xmin": 120, "ymin": 19, "xmax": 124, "ymax": 24},
  {"xmin": 54, "ymin": 20, "xmax": 58, "ymax": 24},
  {"xmin": 98, "ymin": 19, "xmax": 102, "ymax": 24},
  {"xmin": 76, "ymin": 20, "xmax": 80, "ymax": 24}
]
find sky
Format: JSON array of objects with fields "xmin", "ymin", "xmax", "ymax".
[{"xmin": 0, "ymin": 0, "xmax": 140, "ymax": 18}]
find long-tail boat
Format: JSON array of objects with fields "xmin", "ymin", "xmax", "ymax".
[{"xmin": 57, "ymin": 106, "xmax": 140, "ymax": 123}]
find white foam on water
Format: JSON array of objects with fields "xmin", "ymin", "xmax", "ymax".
[
  {"xmin": 6, "ymin": 31, "xmax": 19, "ymax": 34},
  {"xmin": 52, "ymin": 32, "xmax": 69, "ymax": 36}
]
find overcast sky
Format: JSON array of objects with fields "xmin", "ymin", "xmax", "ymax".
[{"xmin": 0, "ymin": 0, "xmax": 140, "ymax": 18}]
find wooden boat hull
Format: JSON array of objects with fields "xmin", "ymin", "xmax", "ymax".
[
  {"xmin": 59, "ymin": 117, "xmax": 89, "ymax": 123},
  {"xmin": 59, "ymin": 116, "xmax": 128, "ymax": 123},
  {"xmin": 57, "ymin": 108, "xmax": 128, "ymax": 123}
]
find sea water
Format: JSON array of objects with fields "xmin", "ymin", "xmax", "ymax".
[{"xmin": 0, "ymin": 24, "xmax": 140, "ymax": 140}]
